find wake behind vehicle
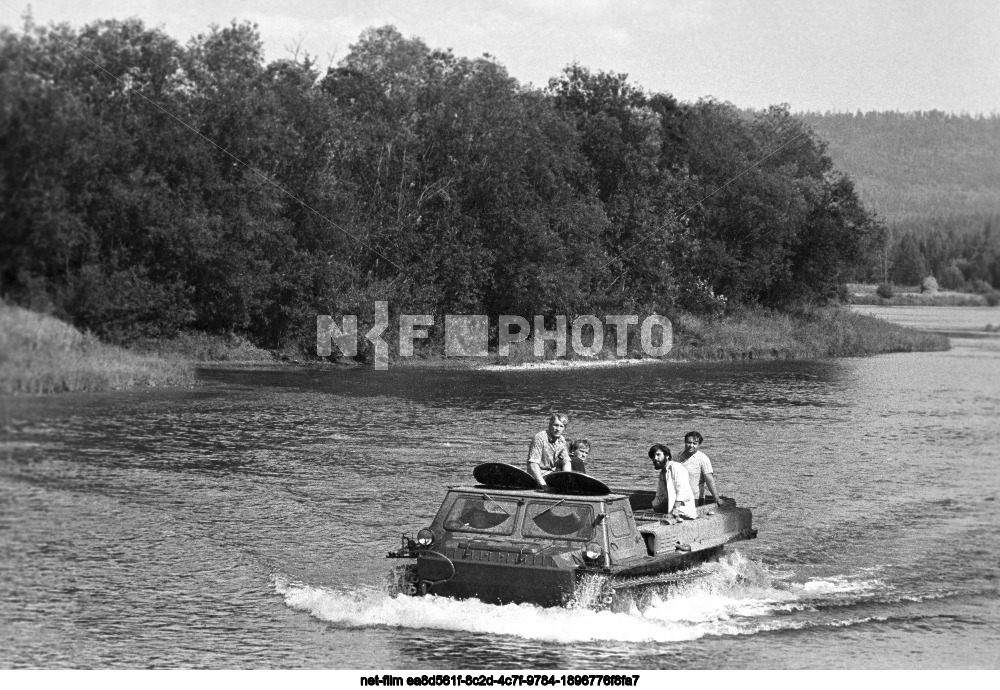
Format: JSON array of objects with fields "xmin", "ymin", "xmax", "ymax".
[{"xmin": 388, "ymin": 463, "xmax": 757, "ymax": 608}]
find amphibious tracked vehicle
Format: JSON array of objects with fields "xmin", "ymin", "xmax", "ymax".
[{"xmin": 388, "ymin": 463, "xmax": 756, "ymax": 608}]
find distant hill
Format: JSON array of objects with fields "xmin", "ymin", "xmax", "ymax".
[{"xmin": 798, "ymin": 111, "xmax": 1000, "ymax": 227}]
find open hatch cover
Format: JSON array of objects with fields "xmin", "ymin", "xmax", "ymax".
[
  {"xmin": 473, "ymin": 462, "xmax": 537, "ymax": 490},
  {"xmin": 544, "ymin": 471, "xmax": 611, "ymax": 496}
]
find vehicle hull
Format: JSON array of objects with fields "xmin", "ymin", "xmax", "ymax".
[
  {"xmin": 388, "ymin": 479, "xmax": 756, "ymax": 609},
  {"xmin": 420, "ymin": 555, "xmax": 577, "ymax": 607}
]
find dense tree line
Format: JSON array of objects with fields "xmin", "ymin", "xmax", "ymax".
[
  {"xmin": 886, "ymin": 212, "xmax": 1000, "ymax": 289},
  {"xmin": 1, "ymin": 20, "xmax": 882, "ymax": 351}
]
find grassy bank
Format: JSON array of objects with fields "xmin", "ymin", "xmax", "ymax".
[
  {"xmin": 396, "ymin": 305, "xmax": 950, "ymax": 368},
  {"xmin": 848, "ymin": 283, "xmax": 996, "ymax": 307},
  {"xmin": 666, "ymin": 307, "xmax": 948, "ymax": 360},
  {"xmin": 0, "ymin": 303, "xmax": 196, "ymax": 394}
]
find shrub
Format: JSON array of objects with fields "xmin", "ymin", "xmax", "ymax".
[
  {"xmin": 920, "ymin": 276, "xmax": 939, "ymax": 293},
  {"xmin": 876, "ymin": 283, "xmax": 894, "ymax": 299},
  {"xmin": 955, "ymin": 259, "xmax": 976, "ymax": 282},
  {"xmin": 938, "ymin": 264, "xmax": 965, "ymax": 290},
  {"xmin": 502, "ymin": 338, "xmax": 538, "ymax": 366},
  {"xmin": 986, "ymin": 291, "xmax": 1000, "ymax": 307},
  {"xmin": 131, "ymin": 331, "xmax": 274, "ymax": 361},
  {"xmin": 970, "ymin": 278, "xmax": 992, "ymax": 294}
]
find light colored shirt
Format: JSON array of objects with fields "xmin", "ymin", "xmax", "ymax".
[
  {"xmin": 677, "ymin": 450, "xmax": 714, "ymax": 498},
  {"xmin": 526, "ymin": 430, "xmax": 570, "ymax": 474},
  {"xmin": 654, "ymin": 461, "xmax": 698, "ymax": 518}
]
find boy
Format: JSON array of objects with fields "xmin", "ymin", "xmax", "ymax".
[{"xmin": 569, "ymin": 439, "xmax": 591, "ymax": 473}]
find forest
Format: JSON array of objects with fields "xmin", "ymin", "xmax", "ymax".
[
  {"xmin": 803, "ymin": 110, "xmax": 1000, "ymax": 290},
  {"xmin": 0, "ymin": 20, "xmax": 898, "ymax": 354}
]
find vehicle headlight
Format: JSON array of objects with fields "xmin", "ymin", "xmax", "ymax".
[
  {"xmin": 416, "ymin": 528, "xmax": 434, "ymax": 546},
  {"xmin": 584, "ymin": 542, "xmax": 603, "ymax": 560}
]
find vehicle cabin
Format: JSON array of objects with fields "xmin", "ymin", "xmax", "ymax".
[{"xmin": 397, "ymin": 467, "xmax": 754, "ymax": 606}]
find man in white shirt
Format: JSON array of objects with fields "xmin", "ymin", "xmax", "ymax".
[
  {"xmin": 649, "ymin": 444, "xmax": 697, "ymax": 518},
  {"xmin": 677, "ymin": 430, "xmax": 723, "ymax": 506}
]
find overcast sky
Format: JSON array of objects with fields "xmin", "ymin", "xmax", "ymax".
[{"xmin": 2, "ymin": 0, "xmax": 998, "ymax": 114}]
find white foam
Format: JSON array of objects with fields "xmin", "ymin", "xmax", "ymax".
[
  {"xmin": 275, "ymin": 577, "xmax": 702, "ymax": 642},
  {"xmin": 794, "ymin": 575, "xmax": 883, "ymax": 595},
  {"xmin": 273, "ymin": 552, "xmax": 889, "ymax": 643}
]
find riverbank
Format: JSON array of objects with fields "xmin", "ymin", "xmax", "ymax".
[
  {"xmin": 129, "ymin": 330, "xmax": 277, "ymax": 362},
  {"xmin": 666, "ymin": 307, "xmax": 949, "ymax": 360},
  {"xmin": 847, "ymin": 282, "xmax": 997, "ymax": 307},
  {"xmin": 1, "ymin": 303, "xmax": 950, "ymax": 393},
  {"xmin": 395, "ymin": 306, "xmax": 949, "ymax": 368},
  {"xmin": 0, "ymin": 303, "xmax": 195, "ymax": 394}
]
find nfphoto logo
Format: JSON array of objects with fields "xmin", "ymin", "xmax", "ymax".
[{"xmin": 317, "ymin": 302, "xmax": 672, "ymax": 370}]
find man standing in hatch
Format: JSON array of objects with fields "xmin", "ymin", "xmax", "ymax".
[
  {"xmin": 527, "ymin": 413, "xmax": 571, "ymax": 487},
  {"xmin": 677, "ymin": 430, "xmax": 723, "ymax": 506}
]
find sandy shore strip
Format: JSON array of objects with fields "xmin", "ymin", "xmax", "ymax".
[{"xmin": 474, "ymin": 357, "xmax": 668, "ymax": 372}]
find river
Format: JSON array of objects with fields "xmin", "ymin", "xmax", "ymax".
[{"xmin": 1, "ymin": 305, "xmax": 998, "ymax": 669}]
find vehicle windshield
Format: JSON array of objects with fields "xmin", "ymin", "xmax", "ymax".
[
  {"xmin": 444, "ymin": 495, "xmax": 519, "ymax": 535},
  {"xmin": 522, "ymin": 501, "xmax": 594, "ymax": 540}
]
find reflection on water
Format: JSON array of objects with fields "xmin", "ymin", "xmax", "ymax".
[
  {"xmin": 197, "ymin": 358, "xmax": 850, "ymax": 417},
  {"xmin": 1, "ymin": 310, "xmax": 999, "ymax": 668}
]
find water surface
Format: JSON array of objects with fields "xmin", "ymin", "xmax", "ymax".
[{"xmin": 1, "ymin": 306, "xmax": 998, "ymax": 668}]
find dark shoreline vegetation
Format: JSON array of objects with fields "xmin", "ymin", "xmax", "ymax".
[
  {"xmin": 0, "ymin": 20, "xmax": 981, "ymax": 393},
  {"xmin": 846, "ymin": 282, "xmax": 997, "ymax": 307},
  {"xmin": 1, "ymin": 300, "xmax": 948, "ymax": 394}
]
